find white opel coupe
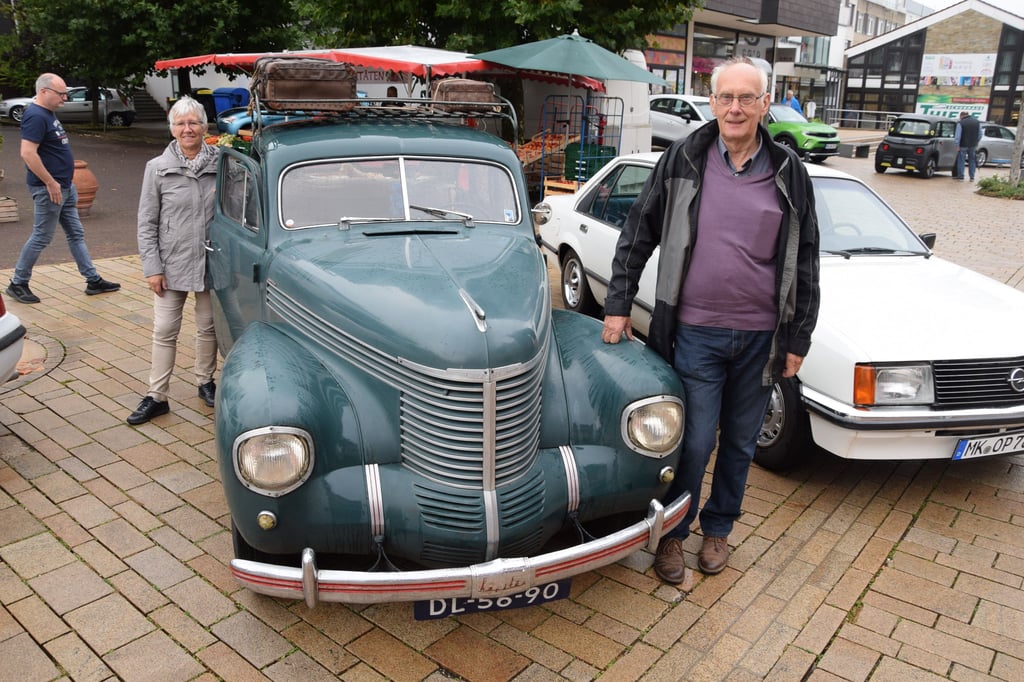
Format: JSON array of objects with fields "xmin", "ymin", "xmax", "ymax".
[{"xmin": 534, "ymin": 152, "xmax": 1024, "ymax": 470}]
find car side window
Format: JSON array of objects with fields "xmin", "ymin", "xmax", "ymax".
[
  {"xmin": 937, "ymin": 121, "xmax": 956, "ymax": 138},
  {"xmin": 679, "ymin": 102, "xmax": 696, "ymax": 120},
  {"xmin": 580, "ymin": 164, "xmax": 651, "ymax": 229},
  {"xmin": 651, "ymin": 99, "xmax": 669, "ymax": 114},
  {"xmin": 220, "ymin": 155, "xmax": 260, "ymax": 232},
  {"xmin": 68, "ymin": 89, "xmax": 86, "ymax": 103}
]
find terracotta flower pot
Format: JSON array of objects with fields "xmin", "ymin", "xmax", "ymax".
[{"xmin": 74, "ymin": 160, "xmax": 99, "ymax": 215}]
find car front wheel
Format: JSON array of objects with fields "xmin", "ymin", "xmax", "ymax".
[
  {"xmin": 755, "ymin": 378, "xmax": 811, "ymax": 471},
  {"xmin": 975, "ymin": 149, "xmax": 988, "ymax": 167},
  {"xmin": 9, "ymin": 105, "xmax": 24, "ymax": 123},
  {"xmin": 560, "ymin": 249, "xmax": 600, "ymax": 317},
  {"xmin": 107, "ymin": 112, "xmax": 131, "ymax": 127}
]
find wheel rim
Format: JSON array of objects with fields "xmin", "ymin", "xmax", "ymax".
[
  {"xmin": 758, "ymin": 384, "xmax": 785, "ymax": 448},
  {"xmin": 12, "ymin": 107, "xmax": 23, "ymax": 122},
  {"xmin": 976, "ymin": 150, "xmax": 987, "ymax": 167},
  {"xmin": 562, "ymin": 259, "xmax": 583, "ymax": 309}
]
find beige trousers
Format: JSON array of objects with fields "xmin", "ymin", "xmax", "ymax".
[{"xmin": 147, "ymin": 289, "xmax": 217, "ymax": 402}]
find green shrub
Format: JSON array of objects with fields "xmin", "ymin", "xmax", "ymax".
[{"xmin": 977, "ymin": 174, "xmax": 1024, "ymax": 200}]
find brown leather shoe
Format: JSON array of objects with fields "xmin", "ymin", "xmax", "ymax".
[
  {"xmin": 698, "ymin": 535, "xmax": 729, "ymax": 574},
  {"xmin": 653, "ymin": 537, "xmax": 687, "ymax": 584}
]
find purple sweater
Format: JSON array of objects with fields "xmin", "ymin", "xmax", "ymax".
[{"xmin": 677, "ymin": 149, "xmax": 782, "ymax": 331}]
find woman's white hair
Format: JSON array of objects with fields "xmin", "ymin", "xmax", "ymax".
[{"xmin": 167, "ymin": 96, "xmax": 208, "ymax": 128}]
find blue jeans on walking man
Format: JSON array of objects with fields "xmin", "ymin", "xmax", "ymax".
[
  {"xmin": 12, "ymin": 184, "xmax": 99, "ymax": 285},
  {"xmin": 959, "ymin": 146, "xmax": 977, "ymax": 181},
  {"xmin": 662, "ymin": 323, "xmax": 775, "ymax": 542}
]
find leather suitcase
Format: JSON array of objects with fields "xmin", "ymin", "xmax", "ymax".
[
  {"xmin": 430, "ymin": 78, "xmax": 499, "ymax": 113},
  {"xmin": 252, "ymin": 58, "xmax": 358, "ymax": 112}
]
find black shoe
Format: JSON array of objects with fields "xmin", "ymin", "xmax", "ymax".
[
  {"xmin": 85, "ymin": 277, "xmax": 121, "ymax": 296},
  {"xmin": 198, "ymin": 381, "xmax": 216, "ymax": 407},
  {"xmin": 127, "ymin": 396, "xmax": 169, "ymax": 425},
  {"xmin": 6, "ymin": 281, "xmax": 40, "ymax": 304}
]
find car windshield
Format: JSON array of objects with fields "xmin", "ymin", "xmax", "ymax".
[
  {"xmin": 891, "ymin": 119, "xmax": 933, "ymax": 136},
  {"xmin": 280, "ymin": 157, "xmax": 520, "ymax": 229},
  {"xmin": 813, "ymin": 177, "xmax": 928, "ymax": 255},
  {"xmin": 770, "ymin": 105, "xmax": 808, "ymax": 123},
  {"xmin": 694, "ymin": 101, "xmax": 713, "ymax": 120}
]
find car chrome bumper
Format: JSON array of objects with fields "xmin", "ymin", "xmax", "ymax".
[
  {"xmin": 804, "ymin": 386, "xmax": 1024, "ymax": 431},
  {"xmin": 231, "ymin": 494, "xmax": 690, "ymax": 608}
]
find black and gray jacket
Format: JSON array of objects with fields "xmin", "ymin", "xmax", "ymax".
[{"xmin": 604, "ymin": 121, "xmax": 821, "ymax": 386}]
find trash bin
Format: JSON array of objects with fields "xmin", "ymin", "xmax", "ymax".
[
  {"xmin": 190, "ymin": 88, "xmax": 217, "ymax": 121},
  {"xmin": 213, "ymin": 87, "xmax": 250, "ymax": 115}
]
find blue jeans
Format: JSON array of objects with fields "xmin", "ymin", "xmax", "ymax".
[
  {"xmin": 960, "ymin": 146, "xmax": 977, "ymax": 180},
  {"xmin": 664, "ymin": 324, "xmax": 774, "ymax": 540},
  {"xmin": 12, "ymin": 184, "xmax": 98, "ymax": 285}
]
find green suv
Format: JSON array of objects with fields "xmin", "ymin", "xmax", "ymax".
[
  {"xmin": 206, "ymin": 60, "xmax": 689, "ymax": 613},
  {"xmin": 767, "ymin": 104, "xmax": 840, "ymax": 162}
]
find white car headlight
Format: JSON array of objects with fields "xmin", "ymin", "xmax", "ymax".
[
  {"xmin": 854, "ymin": 364, "xmax": 934, "ymax": 406},
  {"xmin": 233, "ymin": 426, "xmax": 313, "ymax": 496},
  {"xmin": 621, "ymin": 396, "xmax": 684, "ymax": 457}
]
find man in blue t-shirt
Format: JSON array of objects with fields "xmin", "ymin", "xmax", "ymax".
[{"xmin": 6, "ymin": 73, "xmax": 120, "ymax": 304}]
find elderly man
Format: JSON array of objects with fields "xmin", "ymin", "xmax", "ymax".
[
  {"xmin": 6, "ymin": 73, "xmax": 120, "ymax": 304},
  {"xmin": 601, "ymin": 56, "xmax": 820, "ymax": 585}
]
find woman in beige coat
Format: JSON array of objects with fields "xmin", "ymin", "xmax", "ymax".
[{"xmin": 128, "ymin": 96, "xmax": 220, "ymax": 425}]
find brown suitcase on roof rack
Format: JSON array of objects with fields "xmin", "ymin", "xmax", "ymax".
[
  {"xmin": 430, "ymin": 78, "xmax": 499, "ymax": 113},
  {"xmin": 252, "ymin": 57, "xmax": 359, "ymax": 112}
]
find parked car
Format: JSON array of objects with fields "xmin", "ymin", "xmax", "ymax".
[
  {"xmin": 0, "ymin": 86, "xmax": 135, "ymax": 126},
  {"xmin": 205, "ymin": 64, "xmax": 690, "ymax": 611},
  {"xmin": 874, "ymin": 114, "xmax": 958, "ymax": 177},
  {"xmin": 0, "ymin": 292, "xmax": 26, "ymax": 387},
  {"xmin": 977, "ymin": 122, "xmax": 1024, "ymax": 167},
  {"xmin": 649, "ymin": 94, "xmax": 712, "ymax": 148},
  {"xmin": 766, "ymin": 104, "xmax": 841, "ymax": 162},
  {"xmin": 534, "ymin": 152, "xmax": 1024, "ymax": 471}
]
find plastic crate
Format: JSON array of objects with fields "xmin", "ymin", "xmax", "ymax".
[{"xmin": 564, "ymin": 142, "xmax": 617, "ymax": 181}]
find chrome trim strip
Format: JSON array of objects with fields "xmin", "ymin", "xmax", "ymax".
[
  {"xmin": 365, "ymin": 464, "xmax": 384, "ymax": 538},
  {"xmin": 483, "ymin": 489, "xmax": 499, "ymax": 561},
  {"xmin": 559, "ymin": 445, "xmax": 579, "ymax": 513},
  {"xmin": 231, "ymin": 493, "xmax": 690, "ymax": 605},
  {"xmin": 459, "ymin": 289, "xmax": 487, "ymax": 333}
]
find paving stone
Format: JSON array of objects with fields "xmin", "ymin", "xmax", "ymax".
[
  {"xmin": 575, "ymin": 576, "xmax": 666, "ymax": 630},
  {"xmin": 29, "ymin": 560, "xmax": 113, "ymax": 615},
  {"xmin": 104, "ymin": 629, "xmax": 206, "ymax": 681},
  {"xmin": 60, "ymin": 492, "xmax": 119, "ymax": 528},
  {"xmin": 264, "ymin": 651, "xmax": 340, "ymax": 681},
  {"xmin": 65, "ymin": 592, "xmax": 155, "ymax": 653},
  {"xmin": 0, "ymin": 532, "xmax": 76, "ymax": 579},
  {"xmin": 91, "ymin": 517, "xmax": 153, "ymax": 557},
  {"xmin": 164, "ymin": 575, "xmax": 237, "ymax": 627},
  {"xmin": 196, "ymin": 641, "xmax": 267, "ymax": 682},
  {"xmin": 0, "ymin": 505, "xmax": 46, "ymax": 546},
  {"xmin": 425, "ymin": 625, "xmax": 529, "ymax": 681},
  {"xmin": 346, "ymin": 627, "xmax": 438, "ymax": 682},
  {"xmin": 211, "ymin": 611, "xmax": 293, "ymax": 668},
  {"xmin": 45, "ymin": 631, "xmax": 114, "ymax": 682},
  {"xmin": 0, "ymin": 631, "xmax": 61, "ymax": 680},
  {"xmin": 531, "ymin": 613, "xmax": 624, "ymax": 668},
  {"xmin": 8, "ymin": 593, "xmax": 70, "ymax": 644}
]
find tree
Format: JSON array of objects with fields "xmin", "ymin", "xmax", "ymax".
[
  {"xmin": 0, "ymin": 0, "xmax": 303, "ymax": 124},
  {"xmin": 292, "ymin": 0, "xmax": 701, "ymax": 54}
]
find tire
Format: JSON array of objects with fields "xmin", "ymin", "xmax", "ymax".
[
  {"xmin": 975, "ymin": 149, "xmax": 988, "ymax": 167},
  {"xmin": 9, "ymin": 105, "xmax": 24, "ymax": 123},
  {"xmin": 874, "ymin": 161, "xmax": 886, "ymax": 174},
  {"xmin": 918, "ymin": 157, "xmax": 937, "ymax": 178},
  {"xmin": 107, "ymin": 111, "xmax": 130, "ymax": 127},
  {"xmin": 755, "ymin": 378, "xmax": 811, "ymax": 471},
  {"xmin": 776, "ymin": 136, "xmax": 798, "ymax": 153},
  {"xmin": 560, "ymin": 249, "xmax": 600, "ymax": 317}
]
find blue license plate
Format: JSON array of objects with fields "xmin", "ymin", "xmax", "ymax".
[{"xmin": 413, "ymin": 579, "xmax": 571, "ymax": 620}]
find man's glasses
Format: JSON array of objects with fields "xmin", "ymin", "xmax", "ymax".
[
  {"xmin": 42, "ymin": 87, "xmax": 69, "ymax": 98},
  {"xmin": 714, "ymin": 93, "xmax": 764, "ymax": 107}
]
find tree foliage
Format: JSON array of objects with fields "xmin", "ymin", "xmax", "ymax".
[{"xmin": 292, "ymin": 0, "xmax": 701, "ymax": 54}]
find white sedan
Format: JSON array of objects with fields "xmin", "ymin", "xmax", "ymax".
[{"xmin": 533, "ymin": 153, "xmax": 1024, "ymax": 470}]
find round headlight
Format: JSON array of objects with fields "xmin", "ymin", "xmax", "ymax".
[
  {"xmin": 233, "ymin": 427, "xmax": 313, "ymax": 496},
  {"xmin": 622, "ymin": 396, "xmax": 684, "ymax": 457}
]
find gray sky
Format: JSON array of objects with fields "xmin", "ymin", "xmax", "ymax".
[{"xmin": 920, "ymin": 0, "xmax": 1022, "ymax": 12}]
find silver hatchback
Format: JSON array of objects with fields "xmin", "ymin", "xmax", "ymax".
[{"xmin": 0, "ymin": 86, "xmax": 135, "ymax": 127}]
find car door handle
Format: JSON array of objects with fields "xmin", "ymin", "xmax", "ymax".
[
  {"xmin": 204, "ymin": 240, "xmax": 215, "ymax": 253},
  {"xmin": 578, "ymin": 223, "xmax": 588, "ymax": 234}
]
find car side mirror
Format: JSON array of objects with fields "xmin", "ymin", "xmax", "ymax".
[{"xmin": 919, "ymin": 232, "xmax": 936, "ymax": 249}]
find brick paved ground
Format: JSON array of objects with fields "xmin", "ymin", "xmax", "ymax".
[{"xmin": 1, "ymin": 148, "xmax": 1022, "ymax": 681}]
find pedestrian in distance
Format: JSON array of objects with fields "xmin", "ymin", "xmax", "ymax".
[
  {"xmin": 954, "ymin": 111, "xmax": 981, "ymax": 182},
  {"xmin": 601, "ymin": 56, "xmax": 820, "ymax": 586},
  {"xmin": 6, "ymin": 73, "xmax": 121, "ymax": 304},
  {"xmin": 781, "ymin": 88, "xmax": 804, "ymax": 116},
  {"xmin": 127, "ymin": 96, "xmax": 220, "ymax": 425}
]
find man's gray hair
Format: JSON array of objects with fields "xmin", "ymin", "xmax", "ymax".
[
  {"xmin": 710, "ymin": 56, "xmax": 769, "ymax": 95},
  {"xmin": 35, "ymin": 73, "xmax": 59, "ymax": 93},
  {"xmin": 167, "ymin": 95, "xmax": 208, "ymax": 128}
]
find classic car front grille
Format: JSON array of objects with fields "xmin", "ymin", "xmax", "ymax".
[
  {"xmin": 268, "ymin": 283, "xmax": 546, "ymax": 489},
  {"xmin": 933, "ymin": 356, "xmax": 1024, "ymax": 409}
]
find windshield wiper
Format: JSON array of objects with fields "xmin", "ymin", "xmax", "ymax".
[
  {"xmin": 409, "ymin": 204, "xmax": 475, "ymax": 227},
  {"xmin": 337, "ymin": 216, "xmax": 394, "ymax": 230},
  {"xmin": 823, "ymin": 249, "xmax": 852, "ymax": 259},
  {"xmin": 841, "ymin": 247, "xmax": 924, "ymax": 256}
]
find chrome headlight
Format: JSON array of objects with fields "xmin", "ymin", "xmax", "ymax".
[
  {"xmin": 854, "ymin": 364, "xmax": 934, "ymax": 406},
  {"xmin": 233, "ymin": 426, "xmax": 313, "ymax": 496},
  {"xmin": 621, "ymin": 396, "xmax": 684, "ymax": 457}
]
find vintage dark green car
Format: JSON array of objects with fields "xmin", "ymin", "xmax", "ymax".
[{"xmin": 206, "ymin": 69, "xmax": 688, "ymax": 612}]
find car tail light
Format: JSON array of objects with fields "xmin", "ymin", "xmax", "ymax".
[
  {"xmin": 915, "ymin": 147, "xmax": 925, "ymax": 155},
  {"xmin": 0, "ymin": 294, "xmax": 6, "ymax": 315},
  {"xmin": 881, "ymin": 143, "xmax": 889, "ymax": 151}
]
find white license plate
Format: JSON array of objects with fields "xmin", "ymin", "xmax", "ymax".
[
  {"xmin": 952, "ymin": 431, "xmax": 1024, "ymax": 460},
  {"xmin": 413, "ymin": 579, "xmax": 570, "ymax": 620},
  {"xmin": 896, "ymin": 157, "xmax": 904, "ymax": 165},
  {"xmin": 824, "ymin": 144, "xmax": 838, "ymax": 150}
]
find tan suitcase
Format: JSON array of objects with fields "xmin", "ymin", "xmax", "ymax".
[
  {"xmin": 252, "ymin": 57, "xmax": 359, "ymax": 112},
  {"xmin": 430, "ymin": 78, "xmax": 499, "ymax": 113}
]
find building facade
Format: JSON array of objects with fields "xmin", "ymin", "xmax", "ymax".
[{"xmin": 843, "ymin": 0, "xmax": 1024, "ymax": 126}]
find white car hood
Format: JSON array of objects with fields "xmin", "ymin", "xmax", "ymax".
[{"xmin": 813, "ymin": 255, "xmax": 1024, "ymax": 364}]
